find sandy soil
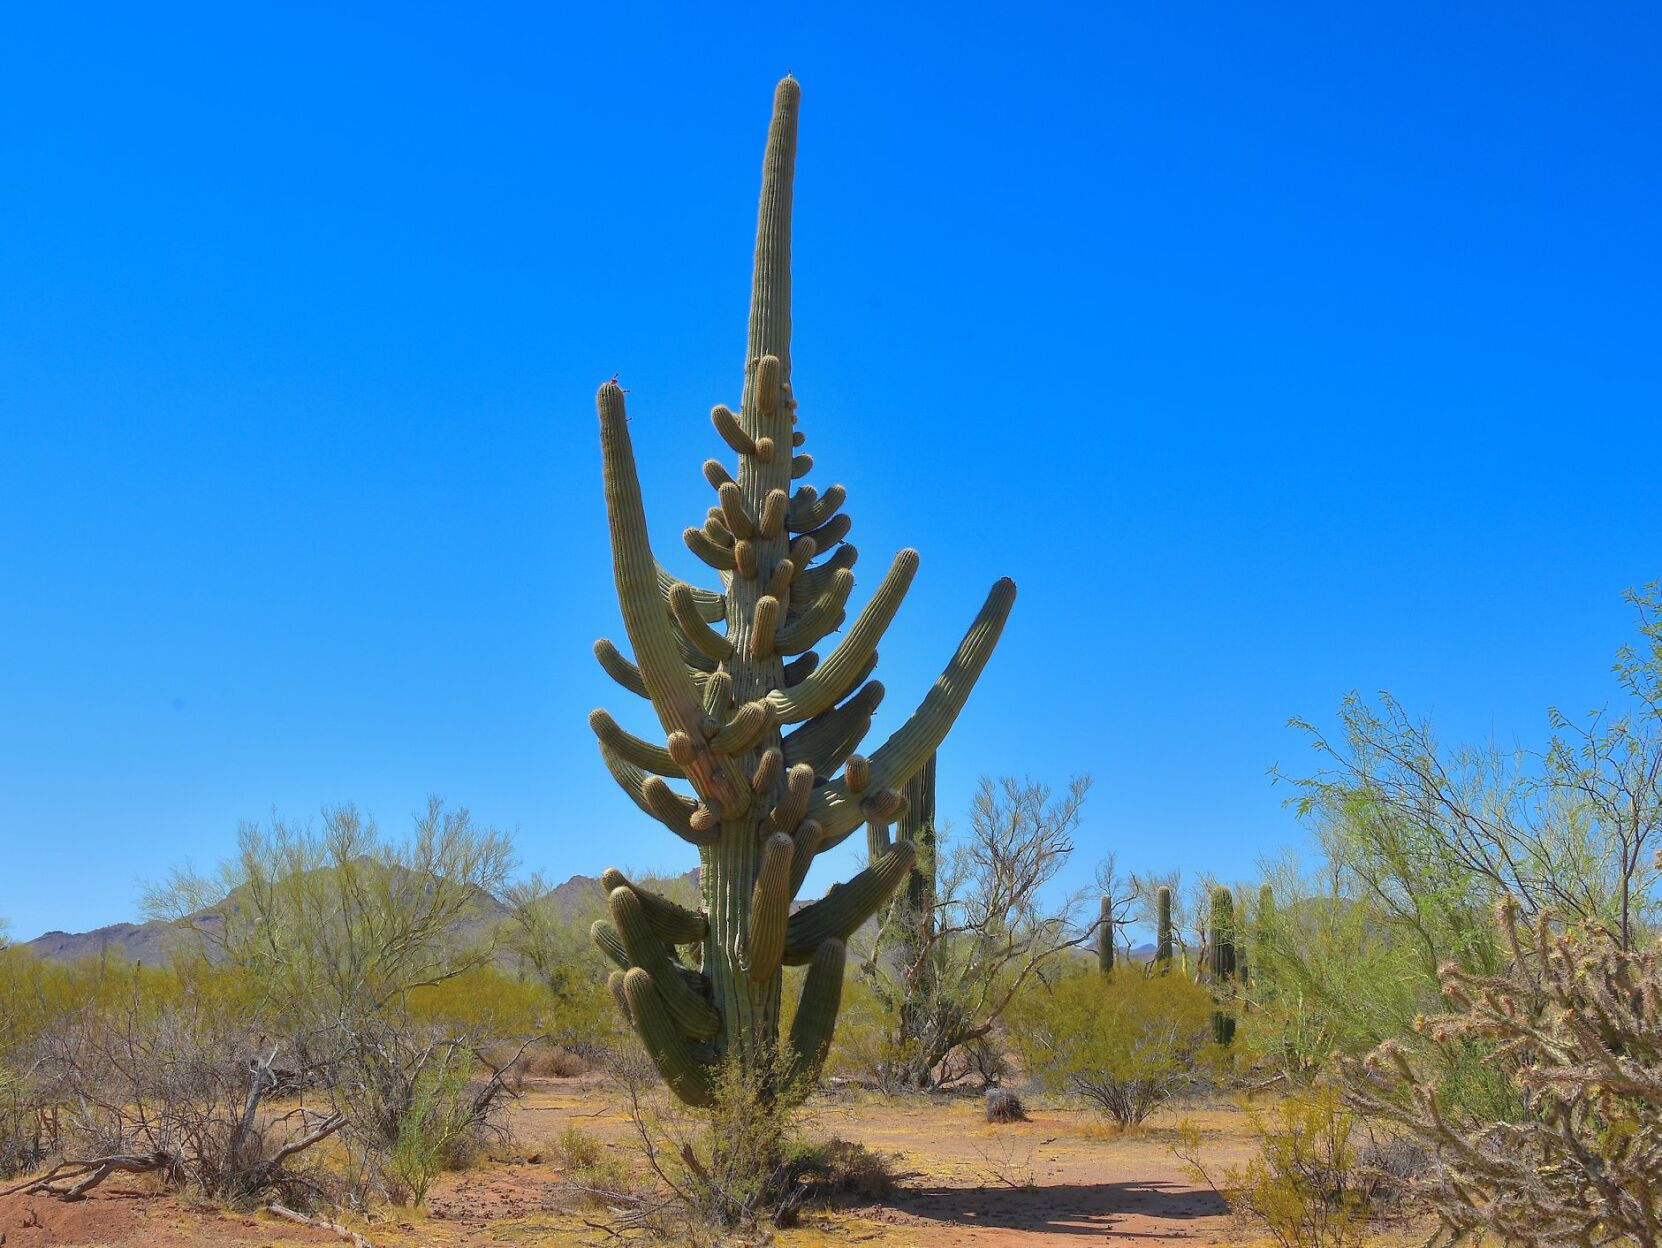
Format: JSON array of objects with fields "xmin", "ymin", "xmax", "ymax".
[{"xmin": 0, "ymin": 1077, "xmax": 1405, "ymax": 1247}]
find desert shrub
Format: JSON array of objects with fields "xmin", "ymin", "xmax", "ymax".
[
  {"xmin": 405, "ymin": 963, "xmax": 552, "ymax": 1038},
  {"xmin": 24, "ymin": 991, "xmax": 343, "ymax": 1207},
  {"xmin": 1177, "ymin": 1085, "xmax": 1379, "ymax": 1248},
  {"xmin": 1344, "ymin": 898, "xmax": 1662, "ymax": 1248},
  {"xmin": 1009, "ymin": 967, "xmax": 1217, "ymax": 1125},
  {"xmin": 554, "ymin": 1124, "xmax": 637, "ymax": 1203},
  {"xmin": 328, "ymin": 1017, "xmax": 521, "ymax": 1207}
]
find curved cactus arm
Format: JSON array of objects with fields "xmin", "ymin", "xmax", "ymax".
[
  {"xmin": 787, "ymin": 483, "xmax": 845, "ymax": 533},
  {"xmin": 770, "ymin": 763, "xmax": 816, "ymax": 835},
  {"xmin": 591, "ymin": 918, "xmax": 631, "ymax": 971},
  {"xmin": 593, "ymin": 639, "xmax": 650, "ymax": 700},
  {"xmin": 639, "ymin": 776, "xmax": 720, "ymax": 847},
  {"xmin": 655, "ymin": 565, "xmax": 724, "ymax": 622},
  {"xmin": 792, "ymin": 544, "xmax": 858, "ymax": 608},
  {"xmin": 784, "ymin": 938, "xmax": 847, "ymax": 1092},
  {"xmin": 598, "ymin": 381, "xmax": 743, "ymax": 814},
  {"xmin": 668, "ymin": 583, "xmax": 734, "ymax": 662},
  {"xmin": 589, "ymin": 709, "xmax": 682, "ymax": 777},
  {"xmin": 708, "ymin": 699, "xmax": 774, "ymax": 755},
  {"xmin": 710, "ymin": 403, "xmax": 755, "ymax": 457},
  {"xmin": 621, "ymin": 968, "xmax": 717, "ymax": 1107},
  {"xmin": 807, "ymin": 578, "xmax": 1017, "ymax": 851},
  {"xmin": 768, "ymin": 549, "xmax": 920, "ymax": 724},
  {"xmin": 597, "ymin": 743, "xmax": 664, "ymax": 822},
  {"xmin": 783, "ymin": 680, "xmax": 884, "ymax": 777},
  {"xmin": 602, "ymin": 868, "xmax": 708, "ymax": 944},
  {"xmin": 783, "ymin": 840, "xmax": 915, "ymax": 964},
  {"xmin": 787, "ymin": 820, "xmax": 822, "ymax": 898},
  {"xmin": 683, "ymin": 525, "xmax": 738, "ymax": 571},
  {"xmin": 776, "ymin": 567, "xmax": 855, "ymax": 655},
  {"xmin": 742, "ymin": 832, "xmax": 795, "ymax": 983},
  {"xmin": 609, "ymin": 887, "xmax": 721, "ymax": 1041},
  {"xmin": 798, "ymin": 513, "xmax": 852, "ymax": 559}
]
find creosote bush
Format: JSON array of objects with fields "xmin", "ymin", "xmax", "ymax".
[{"xmin": 1009, "ymin": 967, "xmax": 1216, "ymax": 1126}]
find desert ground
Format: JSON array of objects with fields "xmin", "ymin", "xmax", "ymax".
[{"xmin": 0, "ymin": 1074, "xmax": 1427, "ymax": 1248}]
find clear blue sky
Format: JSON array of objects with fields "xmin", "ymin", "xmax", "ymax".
[{"xmin": 3, "ymin": 4, "xmax": 1659, "ymax": 940}]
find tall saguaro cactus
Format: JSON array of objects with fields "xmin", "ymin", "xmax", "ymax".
[{"xmin": 588, "ymin": 78, "xmax": 1016, "ymax": 1105}]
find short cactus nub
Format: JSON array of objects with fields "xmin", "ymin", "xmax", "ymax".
[{"xmin": 586, "ymin": 78, "xmax": 1014, "ymax": 1104}]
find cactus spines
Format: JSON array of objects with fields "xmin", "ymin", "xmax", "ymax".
[
  {"xmin": 588, "ymin": 77, "xmax": 1013, "ymax": 1103},
  {"xmin": 1098, "ymin": 895, "xmax": 1115, "ymax": 974},
  {"xmin": 1155, "ymin": 885, "xmax": 1174, "ymax": 967}
]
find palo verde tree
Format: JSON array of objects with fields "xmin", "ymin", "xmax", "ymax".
[{"xmin": 587, "ymin": 77, "xmax": 1016, "ymax": 1105}]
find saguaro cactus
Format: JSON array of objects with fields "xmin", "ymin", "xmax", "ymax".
[
  {"xmin": 588, "ymin": 78, "xmax": 1015, "ymax": 1105},
  {"xmin": 1209, "ymin": 886, "xmax": 1237, "ymax": 1046},
  {"xmin": 1098, "ymin": 896, "xmax": 1115, "ymax": 974},
  {"xmin": 1155, "ymin": 885, "xmax": 1174, "ymax": 968}
]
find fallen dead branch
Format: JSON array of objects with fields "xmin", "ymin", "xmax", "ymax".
[{"xmin": 265, "ymin": 1201, "xmax": 373, "ymax": 1248}]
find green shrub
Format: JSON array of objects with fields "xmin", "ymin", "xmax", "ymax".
[{"xmin": 1008, "ymin": 968, "xmax": 1217, "ymax": 1125}]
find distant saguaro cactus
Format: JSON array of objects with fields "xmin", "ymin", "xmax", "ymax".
[
  {"xmin": 587, "ymin": 78, "xmax": 1015, "ymax": 1105},
  {"xmin": 1098, "ymin": 896, "xmax": 1115, "ymax": 974},
  {"xmin": 1209, "ymin": 887, "xmax": 1237, "ymax": 1046},
  {"xmin": 1155, "ymin": 885, "xmax": 1174, "ymax": 968}
]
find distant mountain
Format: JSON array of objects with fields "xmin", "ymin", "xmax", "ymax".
[{"xmin": 22, "ymin": 867, "xmax": 697, "ymax": 965}]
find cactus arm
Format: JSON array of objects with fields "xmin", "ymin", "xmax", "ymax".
[
  {"xmin": 684, "ymin": 525, "xmax": 738, "ymax": 570},
  {"xmin": 655, "ymin": 565, "xmax": 725, "ymax": 622},
  {"xmin": 783, "ymin": 840, "xmax": 915, "ymax": 963},
  {"xmin": 591, "ymin": 918, "xmax": 631, "ymax": 971},
  {"xmin": 640, "ymin": 776, "xmax": 720, "ymax": 846},
  {"xmin": 787, "ymin": 483, "xmax": 845, "ymax": 533},
  {"xmin": 597, "ymin": 743, "xmax": 664, "ymax": 822},
  {"xmin": 711, "ymin": 403, "xmax": 756, "ymax": 457},
  {"xmin": 775, "ymin": 568, "xmax": 855, "ymax": 655},
  {"xmin": 758, "ymin": 489, "xmax": 788, "ymax": 539},
  {"xmin": 593, "ymin": 639, "xmax": 650, "ymax": 699},
  {"xmin": 799, "ymin": 512, "xmax": 852, "ymax": 557},
  {"xmin": 768, "ymin": 549, "xmax": 920, "ymax": 724},
  {"xmin": 621, "ymin": 968, "xmax": 717, "ymax": 1106},
  {"xmin": 784, "ymin": 937, "xmax": 846, "ymax": 1091},
  {"xmin": 668, "ymin": 583, "xmax": 734, "ymax": 662},
  {"xmin": 589, "ymin": 709, "xmax": 682, "ymax": 776},
  {"xmin": 781, "ymin": 651, "xmax": 820, "ymax": 687},
  {"xmin": 787, "ymin": 820, "xmax": 822, "ymax": 897},
  {"xmin": 806, "ymin": 578, "xmax": 1017, "ymax": 850},
  {"xmin": 609, "ymin": 887, "xmax": 721, "ymax": 1040},
  {"xmin": 598, "ymin": 380, "xmax": 743, "ymax": 816},
  {"xmin": 792, "ymin": 544, "xmax": 858, "ymax": 608},
  {"xmin": 602, "ymin": 868, "xmax": 709, "ymax": 943},
  {"xmin": 782, "ymin": 680, "xmax": 884, "ymax": 777},
  {"xmin": 742, "ymin": 832, "xmax": 794, "ymax": 983},
  {"xmin": 707, "ymin": 699, "xmax": 774, "ymax": 754}
]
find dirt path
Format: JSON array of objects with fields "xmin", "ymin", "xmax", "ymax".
[{"xmin": 0, "ymin": 1083, "xmax": 1276, "ymax": 1247}]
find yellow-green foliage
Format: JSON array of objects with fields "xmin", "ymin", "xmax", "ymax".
[
  {"xmin": 1178, "ymin": 1086, "xmax": 1375, "ymax": 1248},
  {"xmin": 1008, "ymin": 968, "xmax": 1217, "ymax": 1124}
]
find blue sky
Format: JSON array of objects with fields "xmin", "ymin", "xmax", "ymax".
[{"xmin": 2, "ymin": 4, "xmax": 1659, "ymax": 940}]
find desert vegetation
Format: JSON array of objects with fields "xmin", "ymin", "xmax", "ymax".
[{"xmin": 4, "ymin": 73, "xmax": 1659, "ymax": 1248}]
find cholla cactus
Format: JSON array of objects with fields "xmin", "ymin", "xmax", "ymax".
[
  {"xmin": 1347, "ymin": 898, "xmax": 1662, "ymax": 1247},
  {"xmin": 587, "ymin": 78, "xmax": 1015, "ymax": 1105}
]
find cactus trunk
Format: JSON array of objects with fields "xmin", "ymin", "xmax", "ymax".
[
  {"xmin": 587, "ymin": 79, "xmax": 1015, "ymax": 1103},
  {"xmin": 1155, "ymin": 885, "xmax": 1174, "ymax": 968},
  {"xmin": 1098, "ymin": 896, "xmax": 1115, "ymax": 974}
]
